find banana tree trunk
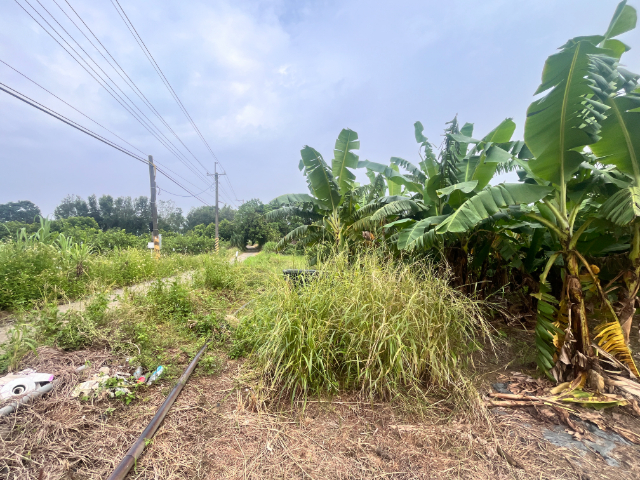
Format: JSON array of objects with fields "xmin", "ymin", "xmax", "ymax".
[
  {"xmin": 559, "ymin": 252, "xmax": 592, "ymax": 380},
  {"xmin": 620, "ymin": 222, "xmax": 640, "ymax": 344}
]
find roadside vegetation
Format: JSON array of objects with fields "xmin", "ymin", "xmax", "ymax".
[{"xmin": 2, "ymin": 3, "xmax": 640, "ymax": 478}]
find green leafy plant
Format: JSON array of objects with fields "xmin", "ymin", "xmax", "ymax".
[{"xmin": 0, "ymin": 324, "xmax": 37, "ymax": 373}]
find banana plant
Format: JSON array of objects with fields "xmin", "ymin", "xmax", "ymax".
[
  {"xmin": 434, "ymin": 2, "xmax": 640, "ymax": 381},
  {"xmin": 590, "ymin": 3, "xmax": 640, "ymax": 345},
  {"xmin": 268, "ymin": 129, "xmax": 386, "ymax": 254},
  {"xmin": 362, "ymin": 117, "xmax": 544, "ymax": 251}
]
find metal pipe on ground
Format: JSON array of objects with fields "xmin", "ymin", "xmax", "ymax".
[
  {"xmin": 0, "ymin": 365, "xmax": 87, "ymax": 417},
  {"xmin": 106, "ymin": 341, "xmax": 210, "ymax": 480}
]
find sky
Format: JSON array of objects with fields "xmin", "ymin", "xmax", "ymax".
[{"xmin": 1, "ymin": 0, "xmax": 639, "ymax": 216}]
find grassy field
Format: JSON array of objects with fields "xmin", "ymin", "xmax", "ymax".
[{"xmin": 2, "ymin": 252, "xmax": 640, "ymax": 479}]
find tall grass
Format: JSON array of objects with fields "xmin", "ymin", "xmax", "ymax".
[
  {"xmin": 235, "ymin": 251, "xmax": 491, "ymax": 402},
  {"xmin": 0, "ymin": 243, "xmax": 203, "ymax": 310}
]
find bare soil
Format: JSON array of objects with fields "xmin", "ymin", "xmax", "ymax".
[{"xmin": 2, "ymin": 341, "xmax": 640, "ymax": 479}]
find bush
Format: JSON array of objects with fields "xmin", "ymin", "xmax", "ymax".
[
  {"xmin": 199, "ymin": 256, "xmax": 238, "ymax": 290},
  {"xmin": 262, "ymin": 241, "xmax": 278, "ymax": 253},
  {"xmin": 0, "ymin": 243, "xmax": 66, "ymax": 309},
  {"xmin": 235, "ymin": 251, "xmax": 490, "ymax": 401}
]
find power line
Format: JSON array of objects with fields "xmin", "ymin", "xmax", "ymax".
[
  {"xmin": 110, "ymin": 0, "xmax": 243, "ymax": 200},
  {"xmin": 158, "ymin": 183, "xmax": 212, "ymax": 198},
  {"xmin": 0, "ymin": 56, "xmax": 218, "ymax": 203},
  {"xmin": 53, "ymin": 0, "xmax": 215, "ymax": 187},
  {"xmin": 0, "ymin": 80, "xmax": 211, "ymax": 206},
  {"xmin": 16, "ymin": 0, "xmax": 213, "ymax": 190},
  {"xmin": 111, "ymin": 0, "xmax": 212, "ymax": 171},
  {"xmin": 0, "ymin": 58, "xmax": 145, "ymax": 156},
  {"xmin": 0, "ymin": 81, "xmax": 145, "ymax": 163}
]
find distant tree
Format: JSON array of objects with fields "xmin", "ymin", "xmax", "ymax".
[
  {"xmin": 0, "ymin": 200, "xmax": 41, "ymax": 223},
  {"xmin": 185, "ymin": 206, "xmax": 216, "ymax": 230},
  {"xmin": 185, "ymin": 204, "xmax": 236, "ymax": 231},
  {"xmin": 54, "ymin": 195, "xmax": 89, "ymax": 219},
  {"xmin": 231, "ymin": 199, "xmax": 272, "ymax": 248},
  {"xmin": 219, "ymin": 205, "xmax": 236, "ymax": 222},
  {"xmin": 158, "ymin": 200, "xmax": 185, "ymax": 232},
  {"xmin": 87, "ymin": 194, "xmax": 103, "ymax": 227},
  {"xmin": 218, "ymin": 219, "xmax": 233, "ymax": 240},
  {"xmin": 98, "ymin": 195, "xmax": 116, "ymax": 229}
]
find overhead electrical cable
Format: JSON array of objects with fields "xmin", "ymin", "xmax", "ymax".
[
  {"xmin": 0, "ymin": 81, "xmax": 211, "ymax": 206},
  {"xmin": 0, "ymin": 58, "xmax": 216, "ymax": 201},
  {"xmin": 0, "ymin": 58, "xmax": 145, "ymax": 156},
  {"xmin": 52, "ymin": 0, "xmax": 215, "ymax": 186},
  {"xmin": 0, "ymin": 81, "xmax": 145, "ymax": 163},
  {"xmin": 16, "ymin": 0, "xmax": 213, "ymax": 190},
  {"xmin": 111, "ymin": 0, "xmax": 243, "ymax": 200},
  {"xmin": 111, "ymin": 0, "xmax": 212, "ymax": 172},
  {"xmin": 158, "ymin": 184, "xmax": 213, "ymax": 198}
]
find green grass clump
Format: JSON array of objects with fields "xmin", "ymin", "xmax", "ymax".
[
  {"xmin": 198, "ymin": 255, "xmax": 238, "ymax": 290},
  {"xmin": 235, "ymin": 252, "xmax": 490, "ymax": 402}
]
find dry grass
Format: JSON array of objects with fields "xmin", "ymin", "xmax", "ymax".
[{"xmin": 2, "ymin": 345, "xmax": 640, "ymax": 479}]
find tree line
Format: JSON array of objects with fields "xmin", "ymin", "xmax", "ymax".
[{"xmin": 1, "ymin": 195, "xmax": 305, "ymax": 249}]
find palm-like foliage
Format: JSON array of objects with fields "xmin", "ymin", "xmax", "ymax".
[
  {"xmin": 269, "ymin": 129, "xmax": 389, "ymax": 256},
  {"xmin": 269, "ymin": 1, "xmax": 640, "ymax": 390}
]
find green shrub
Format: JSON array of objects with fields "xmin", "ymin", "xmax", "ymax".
[
  {"xmin": 0, "ymin": 324, "xmax": 37, "ymax": 373},
  {"xmin": 235, "ymin": 251, "xmax": 490, "ymax": 401},
  {"xmin": 262, "ymin": 241, "xmax": 277, "ymax": 253},
  {"xmin": 55, "ymin": 294, "xmax": 110, "ymax": 350},
  {"xmin": 0, "ymin": 243, "xmax": 66, "ymax": 309},
  {"xmin": 200, "ymin": 256, "xmax": 237, "ymax": 290},
  {"xmin": 147, "ymin": 279, "xmax": 193, "ymax": 321}
]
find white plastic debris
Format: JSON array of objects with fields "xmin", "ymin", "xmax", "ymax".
[
  {"xmin": 0, "ymin": 370, "xmax": 54, "ymax": 400},
  {"xmin": 71, "ymin": 379, "xmax": 101, "ymax": 398}
]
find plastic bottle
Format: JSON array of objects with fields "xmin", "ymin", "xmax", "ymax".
[
  {"xmin": 133, "ymin": 366, "xmax": 143, "ymax": 378},
  {"xmin": 146, "ymin": 366, "xmax": 164, "ymax": 385}
]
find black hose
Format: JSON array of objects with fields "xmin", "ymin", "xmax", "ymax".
[{"xmin": 106, "ymin": 341, "xmax": 209, "ymax": 480}]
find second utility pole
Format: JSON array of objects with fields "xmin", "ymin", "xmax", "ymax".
[
  {"xmin": 148, "ymin": 155, "xmax": 160, "ymax": 259},
  {"xmin": 208, "ymin": 162, "xmax": 225, "ymax": 254}
]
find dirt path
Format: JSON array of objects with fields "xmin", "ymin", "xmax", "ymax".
[
  {"xmin": 4, "ymin": 347, "xmax": 640, "ymax": 479},
  {"xmin": 0, "ymin": 248, "xmax": 260, "ymax": 348}
]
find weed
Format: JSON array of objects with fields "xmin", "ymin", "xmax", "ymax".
[
  {"xmin": 236, "ymin": 251, "xmax": 492, "ymax": 404},
  {"xmin": 0, "ymin": 324, "xmax": 38, "ymax": 372},
  {"xmin": 198, "ymin": 352, "xmax": 224, "ymax": 375},
  {"xmin": 199, "ymin": 255, "xmax": 237, "ymax": 290},
  {"xmin": 147, "ymin": 280, "xmax": 192, "ymax": 321}
]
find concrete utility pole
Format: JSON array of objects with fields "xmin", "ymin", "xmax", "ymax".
[
  {"xmin": 148, "ymin": 155, "xmax": 160, "ymax": 259},
  {"xmin": 207, "ymin": 162, "xmax": 225, "ymax": 253}
]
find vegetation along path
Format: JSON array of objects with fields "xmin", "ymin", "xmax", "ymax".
[{"xmin": 0, "ymin": 248, "xmax": 258, "ymax": 349}]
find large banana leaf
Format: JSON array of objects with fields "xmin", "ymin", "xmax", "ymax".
[
  {"xmin": 391, "ymin": 157, "xmax": 427, "ymax": 184},
  {"xmin": 591, "ymin": 95, "xmax": 640, "ymax": 184},
  {"xmin": 471, "ymin": 119, "xmax": 516, "ymax": 190},
  {"xmin": 272, "ymin": 193, "xmax": 326, "ymax": 209},
  {"xmin": 397, "ymin": 216, "xmax": 449, "ymax": 250},
  {"xmin": 332, "ymin": 128, "xmax": 360, "ymax": 195},
  {"xmin": 370, "ymin": 199, "xmax": 428, "ymax": 221},
  {"xmin": 525, "ymin": 40, "xmax": 615, "ymax": 192},
  {"xmin": 414, "ymin": 122, "xmax": 438, "ymax": 178},
  {"xmin": 601, "ymin": 1, "xmax": 637, "ymax": 57},
  {"xmin": 300, "ymin": 146, "xmax": 341, "ymax": 210},
  {"xmin": 357, "ymin": 160, "xmax": 423, "ymax": 194},
  {"xmin": 387, "ymin": 164, "xmax": 402, "ymax": 196},
  {"xmin": 276, "ymin": 224, "xmax": 324, "ymax": 249},
  {"xmin": 266, "ymin": 206, "xmax": 324, "ymax": 222},
  {"xmin": 599, "ymin": 186, "xmax": 640, "ymax": 225},
  {"xmin": 436, "ymin": 181, "xmax": 478, "ymax": 198},
  {"xmin": 436, "ymin": 184, "xmax": 554, "ymax": 234}
]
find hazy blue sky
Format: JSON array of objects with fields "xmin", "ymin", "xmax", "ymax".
[{"xmin": 1, "ymin": 0, "xmax": 638, "ymax": 216}]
